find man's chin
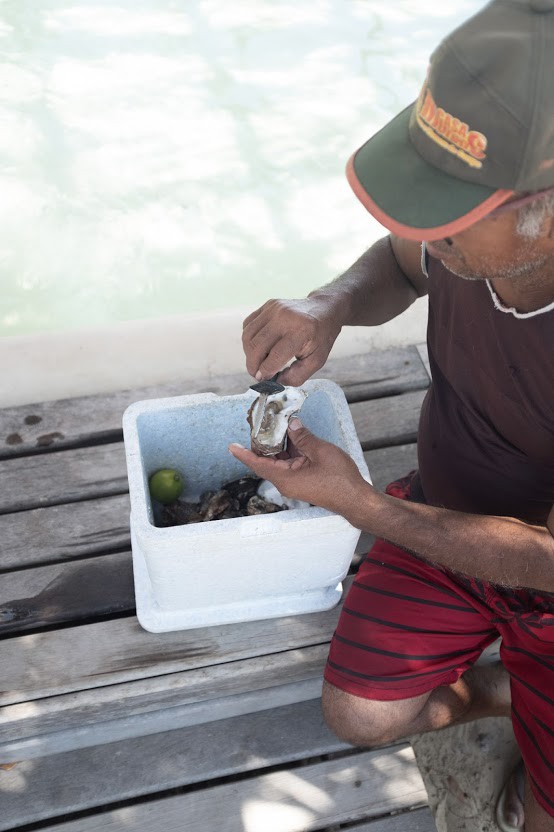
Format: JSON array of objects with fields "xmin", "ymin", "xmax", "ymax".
[
  {"xmin": 441, "ymin": 262, "xmax": 484, "ymax": 281},
  {"xmin": 427, "ymin": 247, "xmax": 483, "ymax": 281}
]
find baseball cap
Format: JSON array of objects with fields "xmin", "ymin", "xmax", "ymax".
[{"xmin": 346, "ymin": 0, "xmax": 554, "ymax": 241}]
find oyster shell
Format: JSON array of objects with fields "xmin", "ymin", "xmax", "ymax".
[
  {"xmin": 257, "ymin": 479, "xmax": 311, "ymax": 510},
  {"xmin": 222, "ymin": 475, "xmax": 260, "ymax": 504},
  {"xmin": 247, "ymin": 386, "xmax": 307, "ymax": 456},
  {"xmin": 246, "ymin": 494, "xmax": 283, "ymax": 515},
  {"xmin": 157, "ymin": 476, "xmax": 285, "ymax": 527}
]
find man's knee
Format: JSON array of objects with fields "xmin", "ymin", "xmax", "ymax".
[{"xmin": 321, "ymin": 680, "xmax": 426, "ymax": 747}]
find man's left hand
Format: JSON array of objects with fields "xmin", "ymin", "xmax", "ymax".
[{"xmin": 228, "ymin": 418, "xmax": 370, "ymax": 522}]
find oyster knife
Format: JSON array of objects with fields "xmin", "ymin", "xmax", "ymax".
[{"xmin": 249, "ymin": 373, "xmax": 285, "ymax": 395}]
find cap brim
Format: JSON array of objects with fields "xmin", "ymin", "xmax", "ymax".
[{"xmin": 347, "ymin": 104, "xmax": 514, "ymax": 241}]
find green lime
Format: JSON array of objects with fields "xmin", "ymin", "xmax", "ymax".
[{"xmin": 148, "ymin": 468, "xmax": 184, "ymax": 504}]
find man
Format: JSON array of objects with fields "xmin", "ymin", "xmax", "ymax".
[{"xmin": 229, "ymin": 1, "xmax": 554, "ymax": 830}]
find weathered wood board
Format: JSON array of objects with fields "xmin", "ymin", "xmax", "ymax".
[
  {"xmin": 0, "ymin": 551, "xmax": 134, "ymax": 634},
  {"xmin": 0, "ymin": 587, "xmax": 354, "ymax": 706},
  {"xmin": 0, "ymin": 646, "xmax": 329, "ymax": 756},
  {"xmin": 0, "ymin": 443, "xmax": 128, "ymax": 514},
  {"xmin": 340, "ymin": 809, "xmax": 437, "ymax": 832},
  {"xmin": 20, "ymin": 745, "xmax": 429, "ymax": 832},
  {"xmin": 0, "ymin": 494, "xmax": 131, "ymax": 568},
  {"xmin": 0, "ymin": 698, "xmax": 348, "ymax": 829},
  {"xmin": 350, "ymin": 388, "xmax": 426, "ymax": 451}
]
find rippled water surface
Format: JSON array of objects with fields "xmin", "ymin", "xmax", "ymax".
[{"xmin": 1, "ymin": 0, "xmax": 483, "ymax": 336}]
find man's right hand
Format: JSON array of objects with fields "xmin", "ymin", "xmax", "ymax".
[
  {"xmin": 242, "ymin": 235, "xmax": 428, "ymax": 387},
  {"xmin": 242, "ymin": 295, "xmax": 344, "ymax": 387}
]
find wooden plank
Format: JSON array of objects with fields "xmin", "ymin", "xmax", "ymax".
[
  {"xmin": 0, "ymin": 494, "xmax": 130, "ymax": 570},
  {"xmin": 0, "ymin": 678, "xmax": 323, "ymax": 762},
  {"xmin": 0, "ymin": 442, "xmax": 127, "ymax": 514},
  {"xmin": 0, "ymin": 551, "xmax": 134, "ymax": 634},
  {"xmin": 0, "ymin": 586, "xmax": 353, "ymax": 705},
  {"xmin": 416, "ymin": 342, "xmax": 431, "ymax": 381},
  {"xmin": 0, "ymin": 698, "xmax": 349, "ymax": 830},
  {"xmin": 351, "ymin": 389, "xmax": 426, "ymax": 451},
  {"xmin": 0, "ymin": 391, "xmax": 423, "ymax": 515},
  {"xmin": 0, "ymin": 645, "xmax": 329, "ymax": 758},
  {"xmin": 345, "ymin": 809, "xmax": 437, "ymax": 832},
  {"xmin": 324, "ymin": 345, "xmax": 428, "ymax": 403},
  {"xmin": 366, "ymin": 443, "xmax": 418, "ymax": 491},
  {"xmin": 0, "ymin": 347, "xmax": 429, "ymax": 459},
  {"xmin": 31, "ymin": 745, "xmax": 428, "ymax": 832}
]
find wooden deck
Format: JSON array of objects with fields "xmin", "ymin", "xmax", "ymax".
[{"xmin": 0, "ymin": 345, "xmax": 437, "ymax": 832}]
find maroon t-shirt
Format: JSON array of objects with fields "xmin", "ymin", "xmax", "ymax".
[{"xmin": 415, "ymin": 253, "xmax": 554, "ymax": 525}]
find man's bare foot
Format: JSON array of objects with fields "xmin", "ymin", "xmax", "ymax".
[{"xmin": 496, "ymin": 759, "xmax": 525, "ymax": 831}]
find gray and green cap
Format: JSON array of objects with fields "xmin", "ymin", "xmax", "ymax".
[{"xmin": 347, "ymin": 0, "xmax": 554, "ymax": 241}]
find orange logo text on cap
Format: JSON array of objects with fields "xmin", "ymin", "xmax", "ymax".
[{"xmin": 416, "ymin": 87, "xmax": 488, "ymax": 169}]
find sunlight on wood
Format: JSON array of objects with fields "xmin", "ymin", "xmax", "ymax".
[
  {"xmin": 242, "ymin": 799, "xmax": 316, "ymax": 832},
  {"xmin": 113, "ymin": 806, "xmax": 140, "ymax": 826},
  {"xmin": 0, "ymin": 761, "xmax": 30, "ymax": 794}
]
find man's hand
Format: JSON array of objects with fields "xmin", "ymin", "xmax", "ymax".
[
  {"xmin": 242, "ymin": 296, "xmax": 344, "ymax": 387},
  {"xmin": 241, "ymin": 237, "xmax": 429, "ymax": 387},
  {"xmin": 229, "ymin": 418, "xmax": 370, "ymax": 520}
]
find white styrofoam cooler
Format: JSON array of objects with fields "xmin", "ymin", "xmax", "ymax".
[{"xmin": 122, "ymin": 378, "xmax": 371, "ymax": 632}]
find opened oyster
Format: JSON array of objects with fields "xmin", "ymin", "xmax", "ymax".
[{"xmin": 247, "ymin": 386, "xmax": 307, "ymax": 456}]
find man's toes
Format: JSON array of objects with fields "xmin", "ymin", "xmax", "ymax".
[
  {"xmin": 497, "ymin": 761, "xmax": 525, "ymax": 831},
  {"xmin": 502, "ymin": 783, "xmax": 524, "ymax": 829}
]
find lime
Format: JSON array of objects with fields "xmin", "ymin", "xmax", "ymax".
[{"xmin": 148, "ymin": 468, "xmax": 184, "ymax": 504}]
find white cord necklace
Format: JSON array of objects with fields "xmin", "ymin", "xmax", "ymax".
[
  {"xmin": 486, "ymin": 280, "xmax": 554, "ymax": 319},
  {"xmin": 421, "ymin": 244, "xmax": 554, "ymax": 318}
]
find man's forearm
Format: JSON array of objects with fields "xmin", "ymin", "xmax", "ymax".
[
  {"xmin": 350, "ymin": 485, "xmax": 554, "ymax": 592},
  {"xmin": 308, "ymin": 236, "xmax": 425, "ymax": 327}
]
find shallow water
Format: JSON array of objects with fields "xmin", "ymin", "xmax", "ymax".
[{"xmin": 1, "ymin": 0, "xmax": 482, "ymax": 337}]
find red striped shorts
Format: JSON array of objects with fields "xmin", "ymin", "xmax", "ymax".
[{"xmin": 324, "ymin": 473, "xmax": 554, "ymax": 816}]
